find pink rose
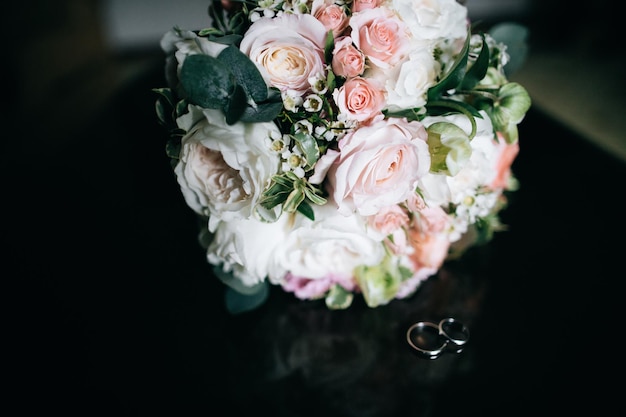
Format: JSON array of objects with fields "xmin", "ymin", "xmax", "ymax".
[
  {"xmin": 368, "ymin": 204, "xmax": 411, "ymax": 255},
  {"xmin": 332, "ymin": 76, "xmax": 386, "ymax": 122},
  {"xmin": 281, "ymin": 272, "xmax": 357, "ymax": 300},
  {"xmin": 325, "ymin": 117, "xmax": 431, "ymax": 216},
  {"xmin": 490, "ymin": 132, "xmax": 520, "ymax": 190},
  {"xmin": 352, "ymin": 0, "xmax": 381, "ymax": 13},
  {"xmin": 349, "ymin": 7, "xmax": 410, "ymax": 69},
  {"xmin": 312, "ymin": 0, "xmax": 350, "ymax": 37},
  {"xmin": 407, "ymin": 228, "xmax": 450, "ymax": 270},
  {"xmin": 331, "ymin": 36, "xmax": 365, "ymax": 78},
  {"xmin": 239, "ymin": 14, "xmax": 328, "ymax": 95}
]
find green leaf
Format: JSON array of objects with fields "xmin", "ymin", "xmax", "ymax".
[
  {"xmin": 217, "ymin": 45, "xmax": 268, "ymax": 102},
  {"xmin": 180, "ymin": 54, "xmax": 235, "ymax": 109},
  {"xmin": 283, "ymin": 188, "xmax": 305, "ymax": 213},
  {"xmin": 324, "ymin": 30, "xmax": 335, "ymax": 65},
  {"xmin": 426, "ymin": 99, "xmax": 480, "ymax": 139},
  {"xmin": 224, "ymin": 83, "xmax": 248, "ymax": 125},
  {"xmin": 239, "ymin": 100, "xmax": 283, "ymax": 123},
  {"xmin": 224, "ymin": 284, "xmax": 269, "ymax": 314},
  {"xmin": 460, "ymin": 33, "xmax": 490, "ymax": 91},
  {"xmin": 296, "ymin": 201, "xmax": 315, "ymax": 221},
  {"xmin": 292, "ymin": 132, "xmax": 320, "ymax": 168},
  {"xmin": 497, "ymin": 82, "xmax": 531, "ymax": 123},
  {"xmin": 325, "ymin": 284, "xmax": 354, "ymax": 309},
  {"xmin": 427, "ymin": 29, "xmax": 471, "ymax": 101}
]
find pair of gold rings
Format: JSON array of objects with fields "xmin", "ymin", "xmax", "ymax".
[{"xmin": 406, "ymin": 318, "xmax": 470, "ymax": 359}]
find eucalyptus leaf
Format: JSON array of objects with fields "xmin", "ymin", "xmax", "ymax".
[
  {"xmin": 224, "ymin": 83, "xmax": 248, "ymax": 125},
  {"xmin": 239, "ymin": 100, "xmax": 283, "ymax": 123},
  {"xmin": 218, "ymin": 45, "xmax": 268, "ymax": 102},
  {"xmin": 180, "ymin": 54, "xmax": 234, "ymax": 109},
  {"xmin": 224, "ymin": 284, "xmax": 269, "ymax": 314}
]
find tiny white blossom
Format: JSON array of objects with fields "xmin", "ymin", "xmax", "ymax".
[
  {"xmin": 282, "ymin": 89, "xmax": 303, "ymax": 112},
  {"xmin": 303, "ymin": 94, "xmax": 323, "ymax": 112}
]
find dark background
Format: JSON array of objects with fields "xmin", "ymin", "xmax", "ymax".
[{"xmin": 7, "ymin": 1, "xmax": 625, "ymax": 415}]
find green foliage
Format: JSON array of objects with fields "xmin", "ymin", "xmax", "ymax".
[
  {"xmin": 259, "ymin": 171, "xmax": 327, "ymax": 220},
  {"xmin": 179, "ymin": 47, "xmax": 283, "ymax": 125}
]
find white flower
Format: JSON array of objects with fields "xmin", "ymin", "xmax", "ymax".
[
  {"xmin": 207, "ymin": 214, "xmax": 292, "ymax": 287},
  {"xmin": 268, "ymin": 204, "xmax": 385, "ymax": 282},
  {"xmin": 375, "ymin": 47, "xmax": 440, "ymax": 112},
  {"xmin": 391, "ymin": 0, "xmax": 468, "ymax": 43},
  {"xmin": 174, "ymin": 105, "xmax": 281, "ymax": 232}
]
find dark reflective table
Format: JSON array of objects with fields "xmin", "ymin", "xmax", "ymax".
[{"xmin": 11, "ymin": 60, "xmax": 625, "ymax": 416}]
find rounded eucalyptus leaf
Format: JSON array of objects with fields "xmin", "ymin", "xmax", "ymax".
[{"xmin": 180, "ymin": 54, "xmax": 234, "ymax": 108}]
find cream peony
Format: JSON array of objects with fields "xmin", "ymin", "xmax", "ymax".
[{"xmin": 174, "ymin": 105, "xmax": 281, "ymax": 232}]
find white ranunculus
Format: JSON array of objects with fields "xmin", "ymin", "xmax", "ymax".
[
  {"xmin": 207, "ymin": 214, "xmax": 293, "ymax": 288},
  {"xmin": 174, "ymin": 105, "xmax": 281, "ymax": 231},
  {"xmin": 268, "ymin": 204, "xmax": 385, "ymax": 282},
  {"xmin": 391, "ymin": 0, "xmax": 468, "ymax": 42}
]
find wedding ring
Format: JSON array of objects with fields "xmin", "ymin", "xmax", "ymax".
[
  {"xmin": 406, "ymin": 321, "xmax": 448, "ymax": 359},
  {"xmin": 438, "ymin": 317, "xmax": 470, "ymax": 347}
]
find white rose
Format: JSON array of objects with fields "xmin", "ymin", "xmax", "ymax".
[
  {"xmin": 207, "ymin": 215, "xmax": 292, "ymax": 288},
  {"xmin": 269, "ymin": 204, "xmax": 385, "ymax": 281},
  {"xmin": 174, "ymin": 105, "xmax": 281, "ymax": 231},
  {"xmin": 377, "ymin": 47, "xmax": 440, "ymax": 112},
  {"xmin": 391, "ymin": 0, "xmax": 468, "ymax": 42}
]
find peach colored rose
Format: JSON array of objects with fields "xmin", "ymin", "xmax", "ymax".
[
  {"xmin": 324, "ymin": 117, "xmax": 431, "ymax": 216},
  {"xmin": 490, "ymin": 132, "xmax": 520, "ymax": 189},
  {"xmin": 407, "ymin": 228, "xmax": 450, "ymax": 270},
  {"xmin": 352, "ymin": 0, "xmax": 381, "ymax": 13},
  {"xmin": 332, "ymin": 76, "xmax": 386, "ymax": 122},
  {"xmin": 331, "ymin": 36, "xmax": 365, "ymax": 78},
  {"xmin": 349, "ymin": 7, "xmax": 410, "ymax": 69},
  {"xmin": 368, "ymin": 204, "xmax": 411, "ymax": 255},
  {"xmin": 239, "ymin": 14, "xmax": 327, "ymax": 95},
  {"xmin": 312, "ymin": 0, "xmax": 350, "ymax": 37}
]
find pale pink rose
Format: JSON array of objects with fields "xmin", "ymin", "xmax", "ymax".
[
  {"xmin": 331, "ymin": 36, "xmax": 365, "ymax": 78},
  {"xmin": 368, "ymin": 204, "xmax": 411, "ymax": 255},
  {"xmin": 407, "ymin": 227, "xmax": 450, "ymax": 270},
  {"xmin": 281, "ymin": 272, "xmax": 357, "ymax": 300},
  {"xmin": 312, "ymin": 0, "xmax": 350, "ymax": 37},
  {"xmin": 332, "ymin": 76, "xmax": 386, "ymax": 122},
  {"xmin": 352, "ymin": 0, "xmax": 381, "ymax": 13},
  {"xmin": 349, "ymin": 7, "xmax": 410, "ymax": 69},
  {"xmin": 367, "ymin": 204, "xmax": 410, "ymax": 235},
  {"xmin": 415, "ymin": 205, "xmax": 450, "ymax": 234},
  {"xmin": 405, "ymin": 192, "xmax": 427, "ymax": 212},
  {"xmin": 490, "ymin": 132, "xmax": 520, "ymax": 190},
  {"xmin": 325, "ymin": 117, "xmax": 431, "ymax": 216},
  {"xmin": 239, "ymin": 14, "xmax": 327, "ymax": 95}
]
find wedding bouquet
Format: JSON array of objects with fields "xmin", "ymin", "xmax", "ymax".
[{"xmin": 153, "ymin": 0, "xmax": 531, "ymax": 312}]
